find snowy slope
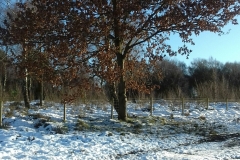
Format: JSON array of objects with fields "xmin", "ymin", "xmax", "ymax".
[{"xmin": 0, "ymin": 100, "xmax": 240, "ymax": 159}]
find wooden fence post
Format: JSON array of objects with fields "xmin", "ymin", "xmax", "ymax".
[
  {"xmin": 206, "ymin": 98, "xmax": 209, "ymax": 110},
  {"xmin": 182, "ymin": 98, "xmax": 184, "ymax": 115},
  {"xmin": 111, "ymin": 99, "xmax": 114, "ymax": 119},
  {"xmin": 0, "ymin": 101, "xmax": 2, "ymax": 127},
  {"xmin": 150, "ymin": 91, "xmax": 153, "ymax": 116},
  {"xmin": 63, "ymin": 102, "xmax": 66, "ymax": 122},
  {"xmin": 226, "ymin": 99, "xmax": 228, "ymax": 111}
]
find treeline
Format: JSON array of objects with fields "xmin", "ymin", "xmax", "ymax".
[
  {"xmin": 151, "ymin": 57, "xmax": 240, "ymax": 99},
  {"xmin": 0, "ymin": 48, "xmax": 98, "ymax": 102},
  {"xmin": 1, "ymin": 48, "xmax": 240, "ymax": 101}
]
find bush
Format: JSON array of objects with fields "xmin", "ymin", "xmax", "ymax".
[
  {"xmin": 29, "ymin": 113, "xmax": 51, "ymax": 121},
  {"xmin": 0, "ymin": 122, "xmax": 11, "ymax": 130},
  {"xmin": 199, "ymin": 115, "xmax": 206, "ymax": 121},
  {"xmin": 53, "ymin": 125, "xmax": 68, "ymax": 134},
  {"xmin": 75, "ymin": 119, "xmax": 90, "ymax": 131},
  {"xmin": 34, "ymin": 118, "xmax": 50, "ymax": 129}
]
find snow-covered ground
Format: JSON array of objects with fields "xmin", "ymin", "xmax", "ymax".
[{"xmin": 1, "ymin": 100, "xmax": 240, "ymax": 159}]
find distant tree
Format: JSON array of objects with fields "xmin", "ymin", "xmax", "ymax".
[
  {"xmin": 222, "ymin": 62, "xmax": 240, "ymax": 98},
  {"xmin": 1, "ymin": 0, "xmax": 240, "ymax": 120},
  {"xmin": 154, "ymin": 60, "xmax": 188, "ymax": 98},
  {"xmin": 189, "ymin": 58, "xmax": 223, "ymax": 98},
  {"xmin": 0, "ymin": 49, "xmax": 7, "ymax": 126}
]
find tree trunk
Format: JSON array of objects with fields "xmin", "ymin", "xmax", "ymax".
[
  {"xmin": 22, "ymin": 43, "xmax": 30, "ymax": 109},
  {"xmin": 28, "ymin": 77, "xmax": 32, "ymax": 101},
  {"xmin": 117, "ymin": 75, "xmax": 127, "ymax": 120},
  {"xmin": 23, "ymin": 74, "xmax": 30, "ymax": 108},
  {"xmin": 0, "ymin": 46, "xmax": 8, "ymax": 126},
  {"xmin": 0, "ymin": 78, "xmax": 3, "ymax": 127},
  {"xmin": 109, "ymin": 83, "xmax": 119, "ymax": 115},
  {"xmin": 107, "ymin": 59, "xmax": 127, "ymax": 121},
  {"xmin": 117, "ymin": 54, "xmax": 127, "ymax": 121},
  {"xmin": 112, "ymin": 0, "xmax": 127, "ymax": 120}
]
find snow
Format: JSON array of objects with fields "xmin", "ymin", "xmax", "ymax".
[{"xmin": 1, "ymin": 100, "xmax": 240, "ymax": 159}]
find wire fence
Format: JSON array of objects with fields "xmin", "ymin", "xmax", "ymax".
[
  {"xmin": 60, "ymin": 98, "xmax": 240, "ymax": 119},
  {"xmin": 126, "ymin": 98, "xmax": 240, "ymax": 116}
]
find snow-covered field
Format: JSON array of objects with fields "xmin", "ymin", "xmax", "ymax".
[{"xmin": 1, "ymin": 100, "xmax": 240, "ymax": 160}]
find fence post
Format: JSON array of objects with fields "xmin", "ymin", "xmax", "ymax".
[
  {"xmin": 226, "ymin": 98, "xmax": 228, "ymax": 111},
  {"xmin": 182, "ymin": 98, "xmax": 184, "ymax": 115},
  {"xmin": 206, "ymin": 98, "xmax": 209, "ymax": 110},
  {"xmin": 0, "ymin": 101, "xmax": 2, "ymax": 127},
  {"xmin": 63, "ymin": 102, "xmax": 66, "ymax": 122},
  {"xmin": 150, "ymin": 91, "xmax": 153, "ymax": 116},
  {"xmin": 111, "ymin": 99, "xmax": 114, "ymax": 119}
]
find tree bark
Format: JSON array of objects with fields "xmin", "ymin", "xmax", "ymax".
[
  {"xmin": 0, "ymin": 78, "xmax": 3, "ymax": 127},
  {"xmin": 117, "ymin": 54, "xmax": 127, "ymax": 121},
  {"xmin": 23, "ymin": 74, "xmax": 30, "ymax": 108},
  {"xmin": 109, "ymin": 82, "xmax": 119, "ymax": 115},
  {"xmin": 113, "ymin": 0, "xmax": 127, "ymax": 120},
  {"xmin": 117, "ymin": 76, "xmax": 127, "ymax": 120},
  {"xmin": 28, "ymin": 77, "xmax": 32, "ymax": 101},
  {"xmin": 0, "ymin": 46, "xmax": 8, "ymax": 126},
  {"xmin": 22, "ymin": 43, "xmax": 30, "ymax": 109}
]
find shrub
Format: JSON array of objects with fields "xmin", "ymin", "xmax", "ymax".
[
  {"xmin": 4, "ymin": 110, "xmax": 14, "ymax": 118},
  {"xmin": 53, "ymin": 125, "xmax": 68, "ymax": 134},
  {"xmin": 199, "ymin": 115, "xmax": 206, "ymax": 121},
  {"xmin": 0, "ymin": 122, "xmax": 11, "ymax": 130},
  {"xmin": 29, "ymin": 113, "xmax": 51, "ymax": 121},
  {"xmin": 34, "ymin": 118, "xmax": 50, "ymax": 129},
  {"xmin": 75, "ymin": 119, "xmax": 90, "ymax": 131}
]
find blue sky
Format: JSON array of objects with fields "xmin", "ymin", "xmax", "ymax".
[
  {"xmin": 169, "ymin": 16, "xmax": 240, "ymax": 66},
  {"xmin": 1, "ymin": 1, "xmax": 239, "ymax": 67}
]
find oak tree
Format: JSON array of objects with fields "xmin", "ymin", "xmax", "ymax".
[{"xmin": 2, "ymin": 0, "xmax": 240, "ymax": 120}]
